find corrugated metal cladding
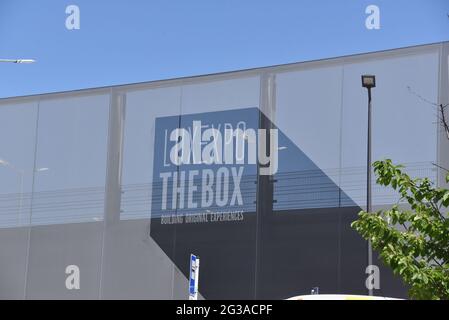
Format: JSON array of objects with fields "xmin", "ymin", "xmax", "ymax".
[{"xmin": 0, "ymin": 42, "xmax": 448, "ymax": 299}]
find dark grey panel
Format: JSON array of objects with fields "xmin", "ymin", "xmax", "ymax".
[
  {"xmin": 338, "ymin": 211, "xmax": 368, "ymax": 295},
  {"xmin": 100, "ymin": 219, "xmax": 174, "ymax": 299},
  {"xmin": 25, "ymin": 223, "xmax": 103, "ymax": 299},
  {"xmin": 0, "ymin": 227, "xmax": 28, "ymax": 299},
  {"xmin": 256, "ymin": 207, "xmax": 368, "ymax": 299},
  {"xmin": 373, "ymin": 254, "xmax": 409, "ymax": 299},
  {"xmin": 174, "ymin": 215, "xmax": 257, "ymax": 300}
]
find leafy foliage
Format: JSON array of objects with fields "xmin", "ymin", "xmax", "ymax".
[{"xmin": 351, "ymin": 159, "xmax": 449, "ymax": 300}]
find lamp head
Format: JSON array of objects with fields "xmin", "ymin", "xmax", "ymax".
[
  {"xmin": 15, "ymin": 59, "xmax": 36, "ymax": 64},
  {"xmin": 362, "ymin": 75, "xmax": 376, "ymax": 89}
]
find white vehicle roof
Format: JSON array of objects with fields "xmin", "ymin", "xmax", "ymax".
[{"xmin": 287, "ymin": 294, "xmax": 402, "ymax": 300}]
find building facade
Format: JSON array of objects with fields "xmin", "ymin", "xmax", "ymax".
[{"xmin": 0, "ymin": 42, "xmax": 448, "ymax": 299}]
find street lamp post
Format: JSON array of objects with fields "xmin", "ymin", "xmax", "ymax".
[
  {"xmin": 0, "ymin": 159, "xmax": 24, "ymax": 225},
  {"xmin": 0, "ymin": 59, "xmax": 35, "ymax": 64},
  {"xmin": 0, "ymin": 59, "xmax": 36, "ymax": 224},
  {"xmin": 0, "ymin": 159, "xmax": 48, "ymax": 226},
  {"xmin": 362, "ymin": 74, "xmax": 376, "ymax": 296},
  {"xmin": 0, "ymin": 58, "xmax": 35, "ymax": 225}
]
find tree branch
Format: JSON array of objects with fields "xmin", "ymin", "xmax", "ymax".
[
  {"xmin": 438, "ymin": 103, "xmax": 449, "ymax": 140},
  {"xmin": 407, "ymin": 86, "xmax": 449, "ymax": 141}
]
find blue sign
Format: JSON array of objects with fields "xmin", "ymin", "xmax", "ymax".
[{"xmin": 189, "ymin": 254, "xmax": 200, "ymax": 300}]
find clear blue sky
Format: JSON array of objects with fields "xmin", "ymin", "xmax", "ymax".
[{"xmin": 0, "ymin": 0, "xmax": 448, "ymax": 98}]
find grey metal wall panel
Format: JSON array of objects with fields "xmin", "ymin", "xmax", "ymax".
[
  {"xmin": 25, "ymin": 223, "xmax": 103, "ymax": 299},
  {"xmin": 0, "ymin": 228, "xmax": 28, "ymax": 299},
  {"xmin": 438, "ymin": 42, "xmax": 449, "ymax": 188},
  {"xmin": 100, "ymin": 219, "xmax": 174, "ymax": 300},
  {"xmin": 31, "ymin": 94, "xmax": 109, "ymax": 226},
  {"xmin": 274, "ymin": 65, "xmax": 344, "ymax": 207},
  {"xmin": 120, "ymin": 86, "xmax": 182, "ymax": 221},
  {"xmin": 340, "ymin": 51, "xmax": 440, "ymax": 208},
  {"xmin": 0, "ymin": 101, "xmax": 38, "ymax": 228}
]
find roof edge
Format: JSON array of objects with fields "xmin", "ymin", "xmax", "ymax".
[{"xmin": 0, "ymin": 41, "xmax": 447, "ymax": 102}]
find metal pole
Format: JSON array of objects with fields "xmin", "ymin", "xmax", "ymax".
[
  {"xmin": 0, "ymin": 161, "xmax": 25, "ymax": 226},
  {"xmin": 367, "ymin": 88, "xmax": 373, "ymax": 296},
  {"xmin": 18, "ymin": 170, "xmax": 24, "ymax": 226}
]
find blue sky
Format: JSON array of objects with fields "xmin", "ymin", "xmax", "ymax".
[{"xmin": 0, "ymin": 0, "xmax": 448, "ymax": 98}]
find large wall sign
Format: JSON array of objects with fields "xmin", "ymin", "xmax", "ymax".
[
  {"xmin": 149, "ymin": 107, "xmax": 385, "ymax": 299},
  {"xmin": 151, "ymin": 107, "xmax": 278, "ymax": 224}
]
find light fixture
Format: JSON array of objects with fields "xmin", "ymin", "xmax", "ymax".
[
  {"xmin": 15, "ymin": 59, "xmax": 36, "ymax": 64},
  {"xmin": 0, "ymin": 59, "xmax": 36, "ymax": 64},
  {"xmin": 362, "ymin": 75, "xmax": 376, "ymax": 89}
]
